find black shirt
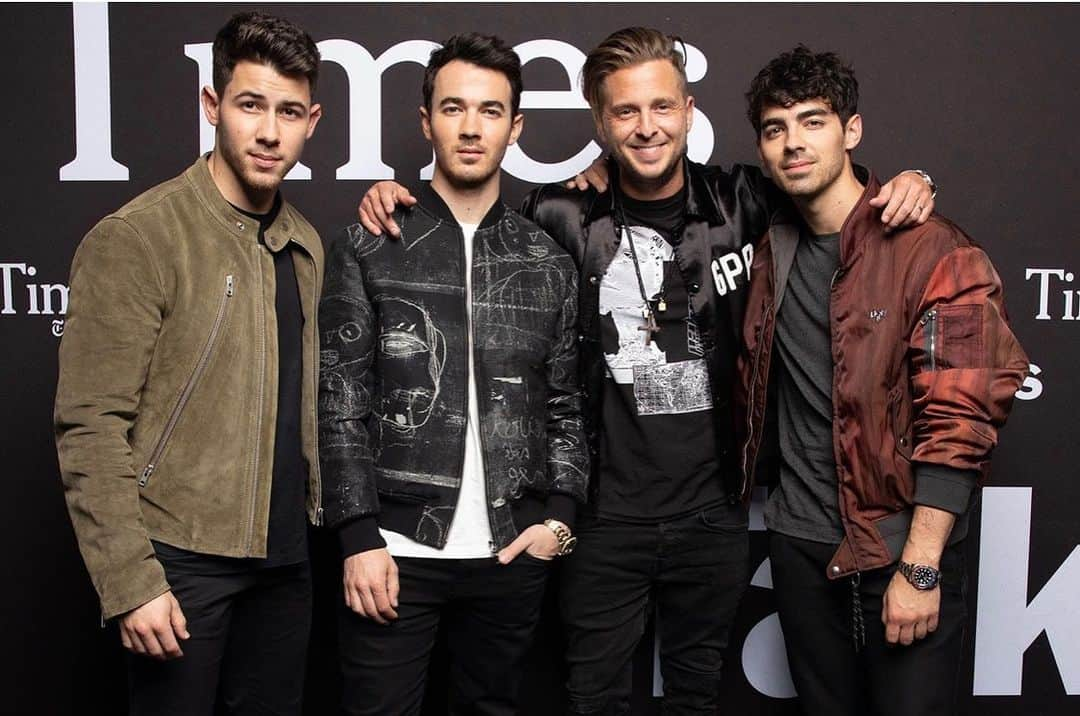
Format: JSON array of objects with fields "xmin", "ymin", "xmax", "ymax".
[
  {"xmin": 765, "ymin": 229, "xmax": 845, "ymax": 544},
  {"xmin": 594, "ymin": 188, "xmax": 727, "ymax": 522}
]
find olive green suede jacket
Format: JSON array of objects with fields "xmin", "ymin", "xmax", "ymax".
[{"xmin": 54, "ymin": 156, "xmax": 323, "ymax": 620}]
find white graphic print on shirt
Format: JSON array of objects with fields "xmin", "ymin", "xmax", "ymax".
[{"xmin": 598, "ymin": 225, "xmax": 713, "ymax": 416}]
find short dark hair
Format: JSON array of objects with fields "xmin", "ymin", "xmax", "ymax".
[
  {"xmin": 581, "ymin": 27, "xmax": 688, "ymax": 120},
  {"xmin": 423, "ymin": 34, "xmax": 523, "ymax": 115},
  {"xmin": 745, "ymin": 45, "xmax": 858, "ymax": 136},
  {"xmin": 212, "ymin": 11, "xmax": 320, "ymax": 96}
]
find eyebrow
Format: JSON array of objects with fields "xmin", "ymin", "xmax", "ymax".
[
  {"xmin": 761, "ymin": 107, "xmax": 831, "ymax": 128},
  {"xmin": 438, "ymin": 97, "xmax": 506, "ymax": 111},
  {"xmin": 233, "ymin": 91, "xmax": 307, "ymax": 109}
]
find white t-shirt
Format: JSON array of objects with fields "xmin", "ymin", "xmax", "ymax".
[{"xmin": 381, "ymin": 222, "xmax": 495, "ymax": 558}]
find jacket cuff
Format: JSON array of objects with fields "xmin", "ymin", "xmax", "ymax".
[
  {"xmin": 913, "ymin": 463, "xmax": 978, "ymax": 515},
  {"xmin": 337, "ymin": 516, "xmax": 386, "ymax": 558},
  {"xmin": 544, "ymin": 493, "xmax": 578, "ymax": 532},
  {"xmin": 99, "ymin": 558, "xmax": 172, "ymax": 621}
]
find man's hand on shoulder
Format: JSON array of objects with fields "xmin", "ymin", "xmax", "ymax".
[
  {"xmin": 563, "ymin": 155, "xmax": 610, "ymax": 193},
  {"xmin": 118, "ymin": 590, "xmax": 189, "ymax": 660},
  {"xmin": 869, "ymin": 170, "xmax": 936, "ymax": 232},
  {"xmin": 357, "ymin": 182, "xmax": 417, "ymax": 238},
  {"xmin": 343, "ymin": 547, "xmax": 400, "ymax": 624}
]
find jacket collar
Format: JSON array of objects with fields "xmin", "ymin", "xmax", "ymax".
[
  {"xmin": 837, "ymin": 170, "xmax": 882, "ymax": 263},
  {"xmin": 184, "ymin": 153, "xmax": 318, "ymax": 256},
  {"xmin": 584, "ymin": 155, "xmax": 725, "ymax": 226},
  {"xmin": 767, "ymin": 165, "xmax": 880, "ymax": 263},
  {"xmin": 416, "ymin": 181, "xmax": 507, "ymax": 231}
]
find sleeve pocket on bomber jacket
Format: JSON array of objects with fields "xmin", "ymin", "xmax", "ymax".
[{"xmin": 936, "ymin": 304, "xmax": 984, "ymax": 369}]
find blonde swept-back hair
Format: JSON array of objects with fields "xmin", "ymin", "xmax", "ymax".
[{"xmin": 580, "ymin": 27, "xmax": 688, "ymax": 118}]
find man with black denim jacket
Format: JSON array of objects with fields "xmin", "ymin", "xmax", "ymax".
[{"xmin": 318, "ymin": 34, "xmax": 588, "ymax": 716}]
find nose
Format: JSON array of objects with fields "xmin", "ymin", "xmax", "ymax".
[
  {"xmin": 257, "ymin": 111, "xmax": 280, "ymax": 146},
  {"xmin": 636, "ymin": 109, "xmax": 657, "ymax": 138},
  {"xmin": 459, "ymin": 108, "xmax": 481, "ymax": 139},
  {"xmin": 783, "ymin": 124, "xmax": 804, "ymax": 153}
]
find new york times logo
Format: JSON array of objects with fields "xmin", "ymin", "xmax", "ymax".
[
  {"xmin": 1026, "ymin": 268, "xmax": 1080, "ymax": 321},
  {"xmin": 1, "ymin": 262, "xmax": 68, "ymax": 336}
]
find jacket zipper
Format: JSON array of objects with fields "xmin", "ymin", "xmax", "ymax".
[
  {"xmin": 740, "ymin": 299, "xmax": 773, "ymax": 496},
  {"xmin": 920, "ymin": 309, "xmax": 938, "ymax": 370},
  {"xmin": 471, "ymin": 243, "xmax": 501, "ymax": 554},
  {"xmin": 139, "ymin": 274, "xmax": 234, "ymax": 487},
  {"xmin": 829, "ymin": 263, "xmax": 862, "ymax": 576},
  {"xmin": 305, "ymin": 251, "xmax": 323, "ymax": 527},
  {"xmin": 246, "ymin": 257, "xmax": 267, "ymax": 550}
]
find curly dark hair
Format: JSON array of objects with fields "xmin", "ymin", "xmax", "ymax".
[
  {"xmin": 213, "ymin": 12, "xmax": 320, "ymax": 95},
  {"xmin": 745, "ymin": 46, "xmax": 858, "ymax": 136},
  {"xmin": 423, "ymin": 33, "xmax": 523, "ymax": 116}
]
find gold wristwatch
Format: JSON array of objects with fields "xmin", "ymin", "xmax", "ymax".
[{"xmin": 544, "ymin": 518, "xmax": 577, "ymax": 556}]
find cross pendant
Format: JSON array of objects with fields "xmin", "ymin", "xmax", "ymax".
[{"xmin": 638, "ymin": 310, "xmax": 661, "ymax": 345}]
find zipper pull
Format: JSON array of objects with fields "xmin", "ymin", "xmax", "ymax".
[
  {"xmin": 226, "ymin": 275, "xmax": 235, "ymax": 297},
  {"xmin": 138, "ymin": 464, "xmax": 154, "ymax": 487},
  {"xmin": 315, "ymin": 507, "xmax": 324, "ymax": 527},
  {"xmin": 920, "ymin": 308, "xmax": 937, "ymax": 325}
]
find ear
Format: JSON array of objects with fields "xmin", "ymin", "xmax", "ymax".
[
  {"xmin": 508, "ymin": 112, "xmax": 524, "ymax": 146},
  {"xmin": 685, "ymin": 94, "xmax": 695, "ymax": 134},
  {"xmin": 201, "ymin": 86, "xmax": 221, "ymax": 127},
  {"xmin": 420, "ymin": 105, "xmax": 432, "ymax": 141},
  {"xmin": 305, "ymin": 103, "xmax": 323, "ymax": 139},
  {"xmin": 843, "ymin": 113, "xmax": 863, "ymax": 152}
]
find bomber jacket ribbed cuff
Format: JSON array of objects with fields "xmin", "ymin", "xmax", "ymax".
[
  {"xmin": 337, "ymin": 516, "xmax": 387, "ymax": 558},
  {"xmin": 544, "ymin": 493, "xmax": 578, "ymax": 532},
  {"xmin": 913, "ymin": 464, "xmax": 979, "ymax": 515}
]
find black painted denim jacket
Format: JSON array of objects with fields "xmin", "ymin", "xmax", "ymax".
[{"xmin": 318, "ymin": 185, "xmax": 588, "ymax": 556}]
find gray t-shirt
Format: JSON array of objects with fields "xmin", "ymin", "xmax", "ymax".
[{"xmin": 765, "ymin": 230, "xmax": 846, "ymax": 544}]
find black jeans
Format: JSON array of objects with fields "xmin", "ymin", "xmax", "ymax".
[
  {"xmin": 127, "ymin": 553, "xmax": 312, "ymax": 716},
  {"xmin": 559, "ymin": 503, "xmax": 750, "ymax": 715},
  {"xmin": 769, "ymin": 532, "xmax": 968, "ymax": 716},
  {"xmin": 338, "ymin": 555, "xmax": 550, "ymax": 716}
]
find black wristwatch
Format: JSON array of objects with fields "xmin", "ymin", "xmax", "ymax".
[{"xmin": 897, "ymin": 560, "xmax": 941, "ymax": 590}]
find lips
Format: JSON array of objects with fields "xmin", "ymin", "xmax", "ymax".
[
  {"xmin": 629, "ymin": 143, "xmax": 667, "ymax": 161},
  {"xmin": 250, "ymin": 152, "xmax": 282, "ymax": 169},
  {"xmin": 782, "ymin": 160, "xmax": 814, "ymax": 172}
]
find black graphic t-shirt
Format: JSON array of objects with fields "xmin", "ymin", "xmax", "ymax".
[{"xmin": 595, "ymin": 189, "xmax": 727, "ymax": 522}]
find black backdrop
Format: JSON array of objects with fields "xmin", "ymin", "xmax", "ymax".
[{"xmin": 2, "ymin": 3, "xmax": 1077, "ymax": 714}]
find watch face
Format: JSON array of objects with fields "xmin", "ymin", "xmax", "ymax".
[{"xmin": 910, "ymin": 564, "xmax": 940, "ymax": 589}]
